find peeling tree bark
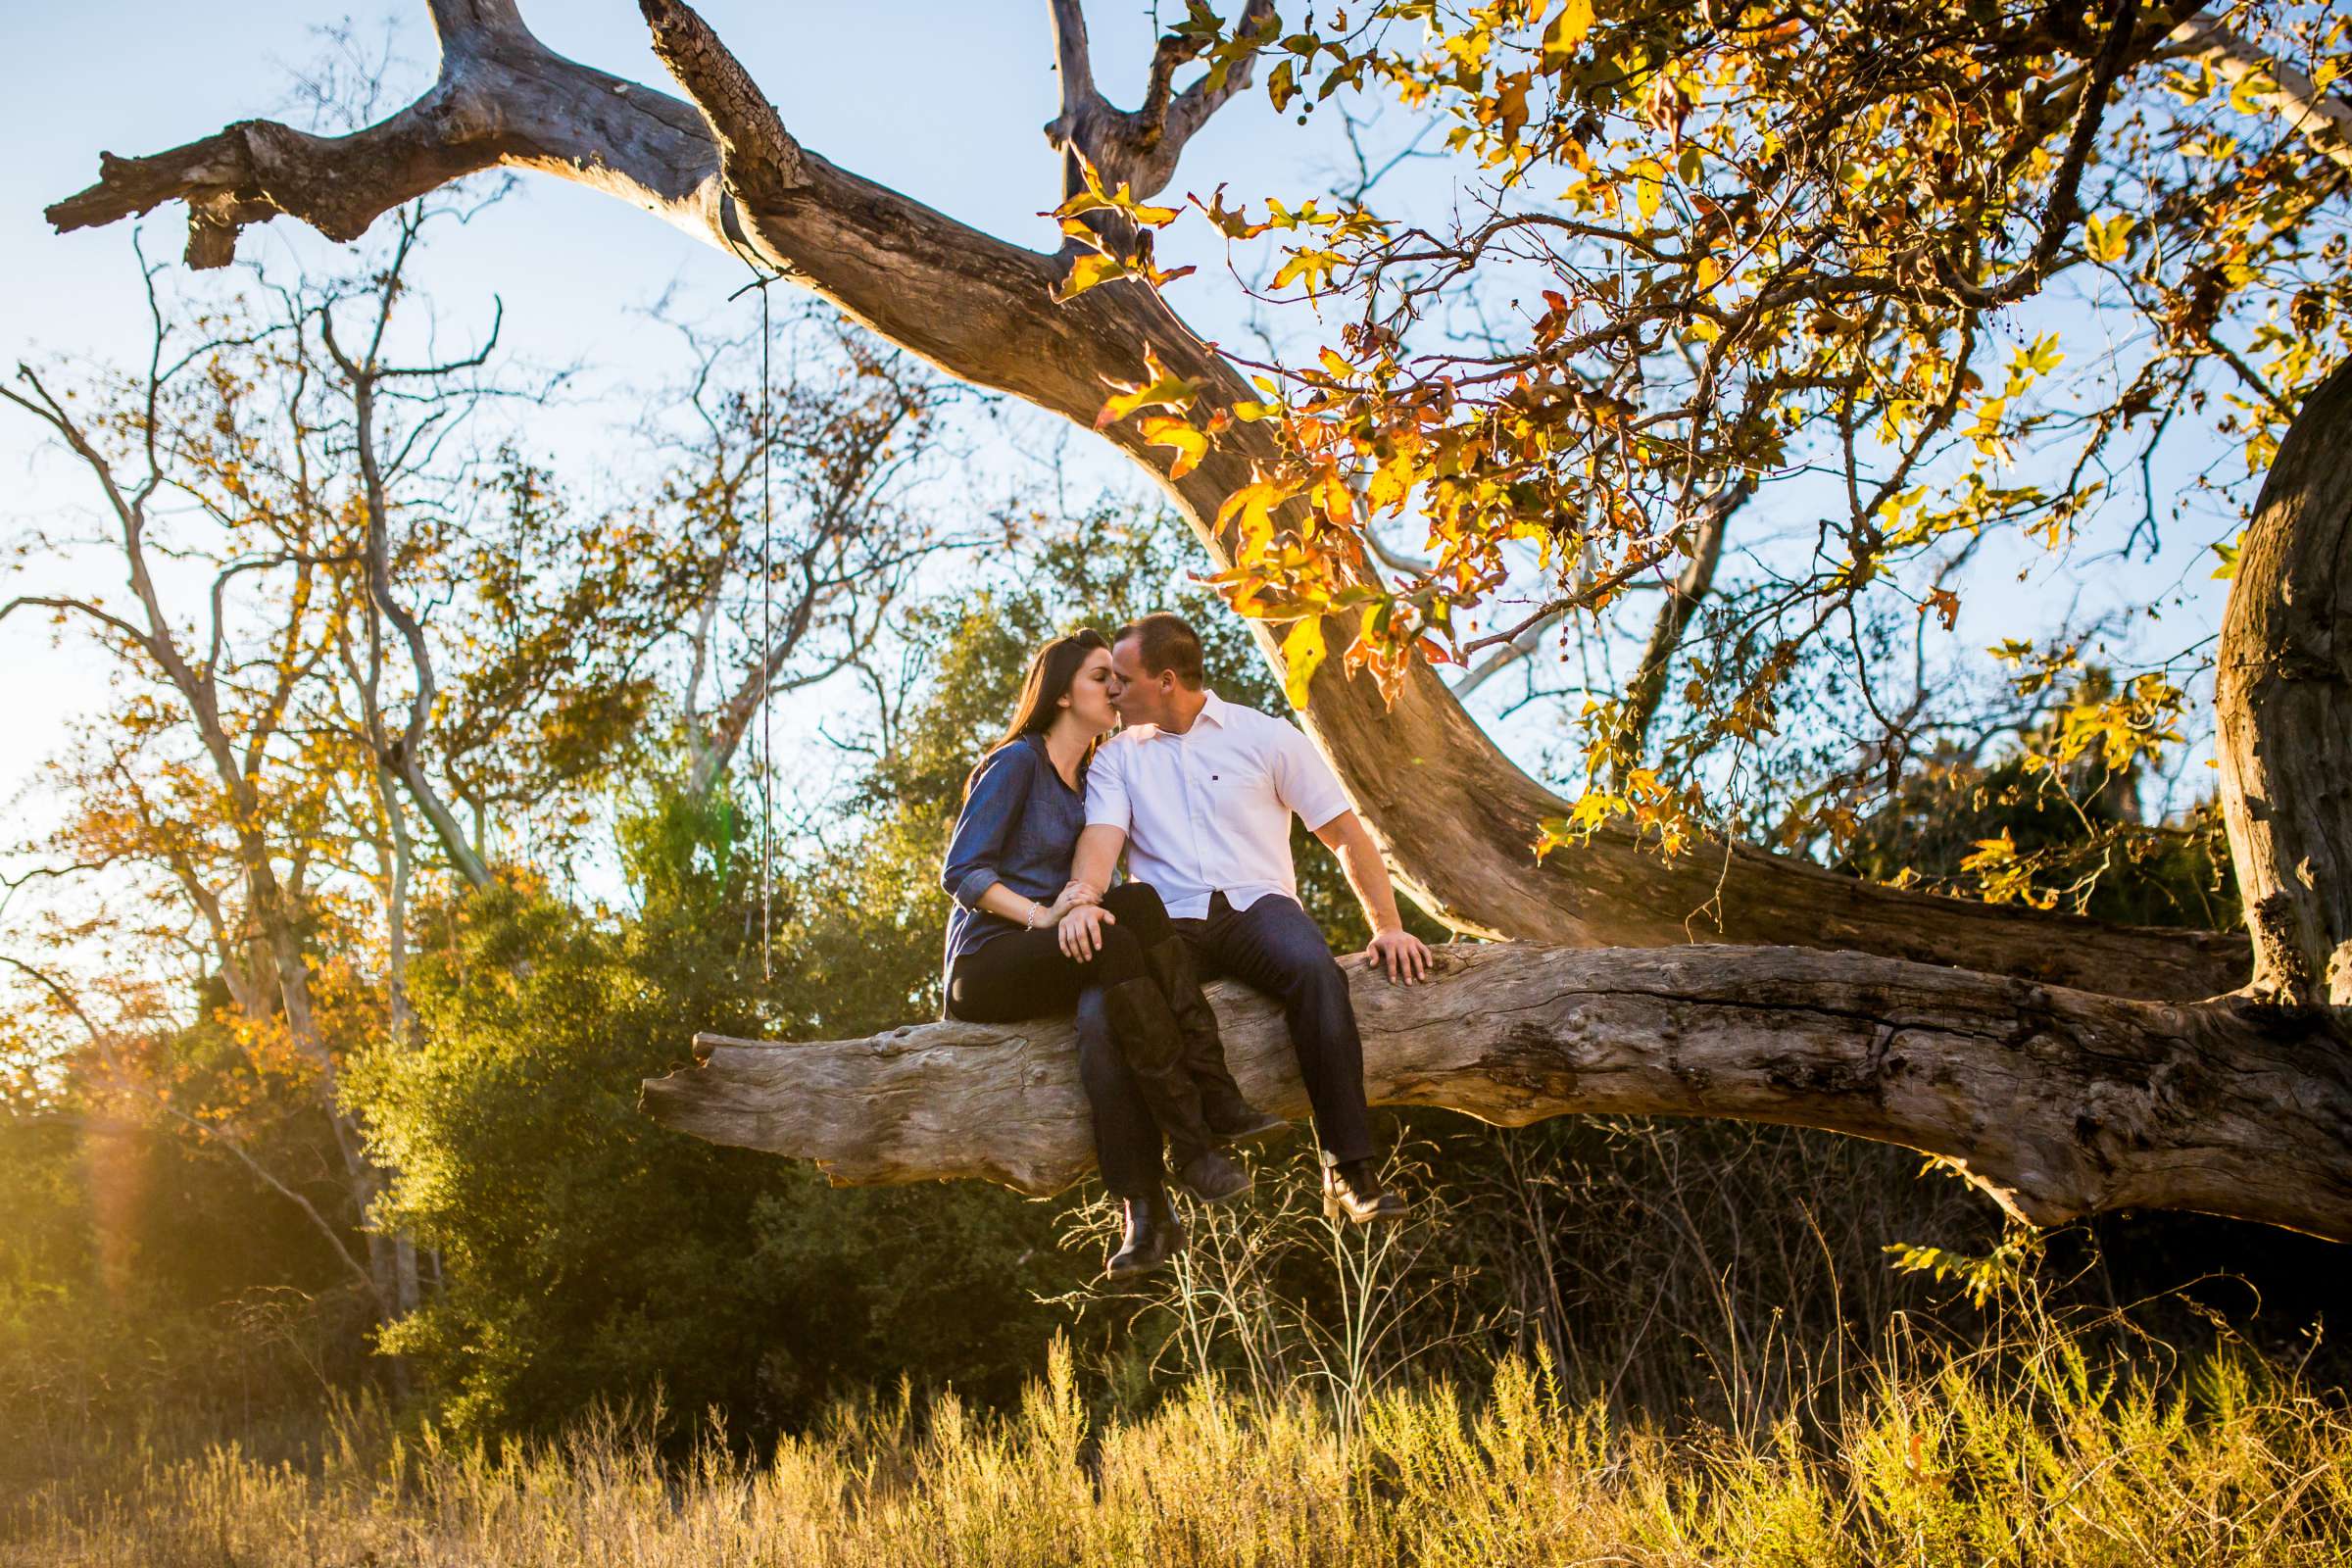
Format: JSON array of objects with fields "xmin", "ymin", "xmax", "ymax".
[{"xmin": 642, "ymin": 943, "xmax": 2352, "ymax": 1241}]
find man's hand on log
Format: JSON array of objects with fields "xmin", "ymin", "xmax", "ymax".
[{"xmin": 1366, "ymin": 927, "xmax": 1433, "ymax": 985}]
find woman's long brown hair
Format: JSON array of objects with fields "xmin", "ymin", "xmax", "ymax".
[{"xmin": 963, "ymin": 628, "xmax": 1109, "ymax": 799}]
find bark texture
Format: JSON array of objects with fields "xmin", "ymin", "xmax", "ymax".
[
  {"xmin": 642, "ymin": 942, "xmax": 2352, "ymax": 1240},
  {"xmin": 42, "ymin": 0, "xmax": 2251, "ymax": 1002},
  {"xmin": 2217, "ymin": 355, "xmax": 2352, "ymax": 1006}
]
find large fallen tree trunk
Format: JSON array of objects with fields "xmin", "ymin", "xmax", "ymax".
[{"xmin": 641, "ymin": 942, "xmax": 2352, "ymax": 1242}]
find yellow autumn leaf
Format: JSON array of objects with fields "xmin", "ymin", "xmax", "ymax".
[
  {"xmin": 1492, "ymin": 74, "xmax": 1531, "ymax": 146},
  {"xmin": 2211, "ymin": 532, "xmax": 2241, "ymax": 578},
  {"xmin": 1543, "ymin": 0, "xmax": 1595, "ymax": 64},
  {"xmin": 2229, "ymin": 68, "xmax": 2275, "ymax": 116},
  {"xmin": 1054, "ymin": 249, "xmax": 1198, "ymax": 303},
  {"xmin": 2083, "ymin": 213, "xmax": 2133, "ymax": 264},
  {"xmin": 1365, "ymin": 452, "xmax": 1416, "ymax": 514},
  {"xmin": 1270, "ymin": 247, "xmax": 1342, "ymax": 295},
  {"xmin": 1051, "ymin": 162, "xmax": 1181, "ymax": 228},
  {"xmin": 1215, "ymin": 477, "xmax": 1290, "ymax": 557},
  {"xmin": 1138, "ymin": 414, "xmax": 1208, "ymax": 479},
  {"xmin": 1315, "ymin": 466, "xmax": 1355, "ymax": 527},
  {"xmin": 1631, "ymin": 157, "xmax": 1664, "ymax": 222},
  {"xmin": 1281, "ymin": 614, "xmax": 1327, "ymax": 709},
  {"xmin": 1054, "ymin": 251, "xmax": 1137, "ymax": 302},
  {"xmin": 1096, "ymin": 348, "xmax": 1204, "ymax": 428}
]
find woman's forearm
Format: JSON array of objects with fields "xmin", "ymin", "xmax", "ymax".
[{"xmin": 975, "ymin": 880, "xmax": 1055, "ymax": 929}]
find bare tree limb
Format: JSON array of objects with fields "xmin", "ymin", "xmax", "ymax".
[
  {"xmin": 1451, "ymin": 606, "xmax": 1569, "ymax": 703},
  {"xmin": 318, "ymin": 231, "xmax": 495, "ymax": 889},
  {"xmin": 1044, "ymin": 0, "xmax": 1278, "ymax": 200},
  {"xmin": 1614, "ymin": 481, "xmax": 1748, "ymax": 779}
]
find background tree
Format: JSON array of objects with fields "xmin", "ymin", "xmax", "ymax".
[
  {"xmin": 2, "ymin": 247, "xmax": 425, "ymax": 1333},
  {"xmin": 1139, "ymin": 0, "xmax": 2348, "ymax": 892},
  {"xmin": 642, "ymin": 298, "xmax": 969, "ymax": 809}
]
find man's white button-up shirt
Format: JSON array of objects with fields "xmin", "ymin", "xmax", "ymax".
[{"xmin": 1083, "ymin": 688, "xmax": 1353, "ymax": 919}]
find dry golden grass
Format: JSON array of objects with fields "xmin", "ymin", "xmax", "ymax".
[{"xmin": 7, "ymin": 1303, "xmax": 2346, "ymax": 1568}]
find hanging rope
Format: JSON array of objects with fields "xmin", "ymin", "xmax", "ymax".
[
  {"xmin": 726, "ymin": 243, "xmax": 780, "ymax": 982},
  {"xmin": 757, "ymin": 280, "xmax": 774, "ymax": 983}
]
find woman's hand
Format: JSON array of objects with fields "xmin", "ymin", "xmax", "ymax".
[{"xmin": 1030, "ymin": 882, "xmax": 1099, "ymax": 930}]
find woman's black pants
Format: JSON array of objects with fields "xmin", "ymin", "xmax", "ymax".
[{"xmin": 945, "ymin": 882, "xmax": 1171, "ymax": 1198}]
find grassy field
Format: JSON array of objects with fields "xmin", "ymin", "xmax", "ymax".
[{"xmin": 7, "ymin": 1300, "xmax": 2346, "ymax": 1568}]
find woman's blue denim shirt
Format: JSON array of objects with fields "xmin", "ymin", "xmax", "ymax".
[{"xmin": 940, "ymin": 733, "xmax": 1088, "ymax": 981}]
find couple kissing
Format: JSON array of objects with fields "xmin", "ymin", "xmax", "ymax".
[{"xmin": 940, "ymin": 612, "xmax": 1433, "ymax": 1279}]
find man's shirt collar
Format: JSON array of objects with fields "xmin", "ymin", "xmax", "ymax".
[{"xmin": 1124, "ymin": 687, "xmax": 1226, "ymax": 743}]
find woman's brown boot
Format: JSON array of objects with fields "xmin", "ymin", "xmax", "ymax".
[
  {"xmin": 1100, "ymin": 976, "xmax": 1250, "ymax": 1202},
  {"xmin": 1140, "ymin": 935, "xmax": 1288, "ymax": 1144}
]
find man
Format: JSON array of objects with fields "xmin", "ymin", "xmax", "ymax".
[{"xmin": 1058, "ymin": 612, "xmax": 1433, "ymax": 1230}]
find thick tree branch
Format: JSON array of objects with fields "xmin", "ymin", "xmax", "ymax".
[
  {"xmin": 2216, "ymin": 355, "xmax": 2352, "ymax": 1005},
  {"xmin": 2169, "ymin": 13, "xmax": 2352, "ymax": 177},
  {"xmin": 637, "ymin": 0, "xmax": 804, "ymax": 209},
  {"xmin": 642, "ymin": 942, "xmax": 2352, "ymax": 1241},
  {"xmin": 1044, "ymin": 0, "xmax": 1279, "ymax": 201}
]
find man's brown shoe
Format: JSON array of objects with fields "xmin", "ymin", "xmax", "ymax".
[
  {"xmin": 1105, "ymin": 1191, "xmax": 1183, "ymax": 1279},
  {"xmin": 1322, "ymin": 1158, "xmax": 1407, "ymax": 1224}
]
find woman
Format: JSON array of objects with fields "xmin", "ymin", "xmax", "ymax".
[{"xmin": 940, "ymin": 629, "xmax": 1283, "ymax": 1279}]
